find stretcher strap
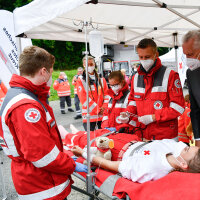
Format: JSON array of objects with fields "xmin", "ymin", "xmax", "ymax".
[{"xmin": 99, "ymin": 174, "xmax": 121, "ymax": 198}]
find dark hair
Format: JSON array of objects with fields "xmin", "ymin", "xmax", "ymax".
[
  {"xmin": 82, "ymin": 56, "xmax": 104, "ymax": 99},
  {"xmin": 137, "ymin": 38, "xmax": 157, "ymax": 53},
  {"xmin": 19, "ymin": 46, "xmax": 55, "ymax": 77},
  {"xmin": 187, "ymin": 148, "xmax": 200, "ymax": 173},
  {"xmin": 108, "ymin": 71, "xmax": 125, "ymax": 83}
]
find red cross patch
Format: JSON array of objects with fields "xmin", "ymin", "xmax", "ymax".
[
  {"xmin": 144, "ymin": 150, "xmax": 150, "ymax": 155},
  {"xmin": 179, "ymin": 62, "xmax": 183, "ymax": 69},
  {"xmin": 174, "ymin": 79, "xmax": 181, "ymax": 88},
  {"xmin": 24, "ymin": 108, "xmax": 41, "ymax": 123},
  {"xmin": 153, "ymin": 100, "xmax": 163, "ymax": 110}
]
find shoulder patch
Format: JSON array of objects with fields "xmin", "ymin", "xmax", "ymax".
[
  {"xmin": 174, "ymin": 79, "xmax": 181, "ymax": 88},
  {"xmin": 24, "ymin": 108, "xmax": 41, "ymax": 123},
  {"xmin": 78, "ymin": 86, "xmax": 82, "ymax": 92}
]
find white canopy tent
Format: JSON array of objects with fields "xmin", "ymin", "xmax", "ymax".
[
  {"xmin": 13, "ymin": 0, "xmax": 200, "ymax": 47},
  {"xmin": 12, "ymin": 0, "xmax": 200, "ymax": 196}
]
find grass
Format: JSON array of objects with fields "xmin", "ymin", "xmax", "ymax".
[{"xmin": 49, "ymin": 69, "xmax": 77, "ymax": 101}]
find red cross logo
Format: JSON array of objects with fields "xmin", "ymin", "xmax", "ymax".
[
  {"xmin": 144, "ymin": 150, "xmax": 150, "ymax": 155},
  {"xmin": 175, "ymin": 79, "xmax": 181, "ymax": 88},
  {"xmin": 155, "ymin": 102, "xmax": 160, "ymax": 108},
  {"xmin": 29, "ymin": 112, "xmax": 37, "ymax": 119},
  {"xmin": 179, "ymin": 62, "xmax": 183, "ymax": 69}
]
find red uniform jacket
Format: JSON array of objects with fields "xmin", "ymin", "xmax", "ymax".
[
  {"xmin": 0, "ymin": 80, "xmax": 7, "ymax": 107},
  {"xmin": 126, "ymin": 58, "xmax": 185, "ymax": 140},
  {"xmin": 53, "ymin": 78, "xmax": 71, "ymax": 96},
  {"xmin": 0, "ymin": 74, "xmax": 75, "ymax": 200},
  {"xmin": 76, "ymin": 73, "xmax": 109, "ymax": 123}
]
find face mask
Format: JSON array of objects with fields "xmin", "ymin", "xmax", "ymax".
[
  {"xmin": 110, "ymin": 84, "xmax": 122, "ymax": 94},
  {"xmin": 88, "ymin": 66, "xmax": 95, "ymax": 73},
  {"xmin": 186, "ymin": 53, "xmax": 200, "ymax": 71},
  {"xmin": 64, "ymin": 75, "xmax": 67, "ymax": 79},
  {"xmin": 140, "ymin": 59, "xmax": 155, "ymax": 72}
]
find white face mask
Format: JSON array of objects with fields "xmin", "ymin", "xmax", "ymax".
[
  {"xmin": 88, "ymin": 66, "xmax": 95, "ymax": 74},
  {"xmin": 186, "ymin": 53, "xmax": 200, "ymax": 71},
  {"xmin": 110, "ymin": 84, "xmax": 122, "ymax": 94},
  {"xmin": 140, "ymin": 59, "xmax": 155, "ymax": 72}
]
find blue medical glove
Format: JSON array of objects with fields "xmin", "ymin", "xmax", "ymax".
[
  {"xmin": 71, "ymin": 156, "xmax": 78, "ymax": 161},
  {"xmin": 105, "ymin": 127, "xmax": 116, "ymax": 132},
  {"xmin": 75, "ymin": 162, "xmax": 88, "ymax": 173}
]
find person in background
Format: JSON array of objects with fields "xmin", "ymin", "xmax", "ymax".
[
  {"xmin": 0, "ymin": 46, "xmax": 87, "ymax": 200},
  {"xmin": 53, "ymin": 72, "xmax": 74, "ymax": 114},
  {"xmin": 129, "ymin": 63, "xmax": 140, "ymax": 86},
  {"xmin": 121, "ymin": 68, "xmax": 130, "ymax": 85},
  {"xmin": 101, "ymin": 71, "xmax": 138, "ymax": 133},
  {"xmin": 72, "ymin": 67, "xmax": 83, "ymax": 119},
  {"xmin": 178, "ymin": 94, "xmax": 193, "ymax": 145},
  {"xmin": 121, "ymin": 38, "xmax": 185, "ymax": 141},
  {"xmin": 182, "ymin": 30, "xmax": 200, "ymax": 147},
  {"xmin": 0, "ymin": 79, "xmax": 8, "ymax": 109},
  {"xmin": 76, "ymin": 56, "xmax": 109, "ymax": 131}
]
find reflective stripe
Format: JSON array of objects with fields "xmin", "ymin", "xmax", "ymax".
[
  {"xmin": 108, "ymin": 103, "xmax": 112, "ymax": 108},
  {"xmin": 104, "ymin": 100, "xmax": 109, "ymax": 103},
  {"xmin": 170, "ymin": 102, "xmax": 185, "ymax": 114},
  {"xmin": 129, "ymin": 120, "xmax": 136, "ymax": 127},
  {"xmin": 1, "ymin": 93, "xmax": 34, "ymax": 157},
  {"xmin": 128, "ymin": 101, "xmax": 136, "ymax": 106},
  {"xmin": 32, "ymin": 145, "xmax": 59, "ymax": 168},
  {"xmin": 46, "ymin": 112, "xmax": 52, "ymax": 122},
  {"xmin": 134, "ymin": 73, "xmax": 145, "ymax": 93},
  {"xmin": 83, "ymin": 98, "xmax": 92, "ymax": 107},
  {"xmin": 104, "ymin": 95, "xmax": 110, "ymax": 99},
  {"xmin": 152, "ymin": 68, "xmax": 172, "ymax": 92},
  {"xmin": 102, "ymin": 116, "xmax": 109, "ymax": 121},
  {"xmin": 82, "ymin": 115, "xmax": 99, "ymax": 119},
  {"xmin": 82, "ymin": 102, "xmax": 97, "ymax": 113},
  {"xmin": 18, "ymin": 179, "xmax": 70, "ymax": 200}
]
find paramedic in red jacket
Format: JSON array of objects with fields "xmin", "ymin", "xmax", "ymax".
[
  {"xmin": 0, "ymin": 46, "xmax": 87, "ymax": 200},
  {"xmin": 0, "ymin": 79, "xmax": 7, "ymax": 108},
  {"xmin": 101, "ymin": 71, "xmax": 138, "ymax": 133},
  {"xmin": 122, "ymin": 38, "xmax": 185, "ymax": 140},
  {"xmin": 53, "ymin": 72, "xmax": 74, "ymax": 114},
  {"xmin": 76, "ymin": 56, "xmax": 109, "ymax": 131}
]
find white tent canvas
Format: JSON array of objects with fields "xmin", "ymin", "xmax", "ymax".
[{"xmin": 13, "ymin": 0, "xmax": 200, "ymax": 47}]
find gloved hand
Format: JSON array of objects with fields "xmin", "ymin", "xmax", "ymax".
[
  {"xmin": 105, "ymin": 127, "xmax": 116, "ymax": 132},
  {"xmin": 138, "ymin": 115, "xmax": 154, "ymax": 125},
  {"xmin": 119, "ymin": 112, "xmax": 129, "ymax": 123},
  {"xmin": 75, "ymin": 162, "xmax": 88, "ymax": 173}
]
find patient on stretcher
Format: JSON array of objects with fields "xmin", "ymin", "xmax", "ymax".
[
  {"xmin": 72, "ymin": 139, "xmax": 200, "ymax": 183},
  {"xmin": 59, "ymin": 125, "xmax": 200, "ymax": 183}
]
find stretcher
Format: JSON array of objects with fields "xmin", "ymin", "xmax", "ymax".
[{"xmin": 64, "ymin": 130, "xmax": 200, "ymax": 200}]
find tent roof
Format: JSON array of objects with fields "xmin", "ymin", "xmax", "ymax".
[{"xmin": 13, "ymin": 0, "xmax": 200, "ymax": 47}]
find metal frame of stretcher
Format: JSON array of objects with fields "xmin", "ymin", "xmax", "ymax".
[{"xmin": 71, "ymin": 131, "xmax": 131, "ymax": 200}]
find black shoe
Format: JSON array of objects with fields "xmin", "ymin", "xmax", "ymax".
[
  {"xmin": 74, "ymin": 115, "xmax": 82, "ymax": 120},
  {"xmin": 61, "ymin": 110, "xmax": 66, "ymax": 114},
  {"xmin": 68, "ymin": 108, "xmax": 74, "ymax": 112}
]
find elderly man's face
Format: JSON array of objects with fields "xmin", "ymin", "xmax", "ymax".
[{"xmin": 182, "ymin": 38, "xmax": 200, "ymax": 59}]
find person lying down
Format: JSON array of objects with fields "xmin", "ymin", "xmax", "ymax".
[{"xmin": 71, "ymin": 139, "xmax": 200, "ymax": 183}]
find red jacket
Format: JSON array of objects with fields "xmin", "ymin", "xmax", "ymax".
[
  {"xmin": 0, "ymin": 74, "xmax": 75, "ymax": 200},
  {"xmin": 178, "ymin": 103, "xmax": 192, "ymax": 143},
  {"xmin": 72, "ymin": 75, "xmax": 79, "ymax": 95},
  {"xmin": 53, "ymin": 78, "xmax": 71, "ymax": 96},
  {"xmin": 126, "ymin": 58, "xmax": 185, "ymax": 140},
  {"xmin": 102, "ymin": 83, "xmax": 137, "ymax": 131},
  {"xmin": 76, "ymin": 73, "xmax": 109, "ymax": 123},
  {"xmin": 0, "ymin": 80, "xmax": 7, "ymax": 107}
]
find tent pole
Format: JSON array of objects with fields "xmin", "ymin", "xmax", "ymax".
[
  {"xmin": 173, "ymin": 33, "xmax": 178, "ymax": 72},
  {"xmin": 16, "ymin": 37, "xmax": 22, "ymax": 57},
  {"xmin": 84, "ymin": 21, "xmax": 93, "ymax": 194}
]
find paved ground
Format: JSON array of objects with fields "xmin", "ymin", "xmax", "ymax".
[{"xmin": 0, "ymin": 99, "xmax": 109, "ymax": 200}]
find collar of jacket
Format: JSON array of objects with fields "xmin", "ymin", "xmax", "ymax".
[
  {"xmin": 138, "ymin": 58, "xmax": 162, "ymax": 77},
  {"xmin": 108, "ymin": 82, "xmax": 129, "ymax": 101},
  {"xmin": 10, "ymin": 74, "xmax": 49, "ymax": 101}
]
